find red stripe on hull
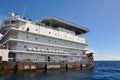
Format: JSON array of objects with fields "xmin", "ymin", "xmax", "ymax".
[
  {"xmin": 2, "ymin": 70, "xmax": 14, "ymax": 73},
  {"xmin": 59, "ymin": 68, "xmax": 66, "ymax": 71},
  {"xmin": 36, "ymin": 69, "xmax": 44, "ymax": 72}
]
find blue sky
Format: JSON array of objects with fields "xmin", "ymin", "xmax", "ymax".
[{"xmin": 0, "ymin": 0, "xmax": 120, "ymax": 60}]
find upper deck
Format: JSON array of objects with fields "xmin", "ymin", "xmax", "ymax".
[
  {"xmin": 0, "ymin": 11, "xmax": 89, "ymax": 45},
  {"xmin": 36, "ymin": 17, "xmax": 89, "ymax": 35}
]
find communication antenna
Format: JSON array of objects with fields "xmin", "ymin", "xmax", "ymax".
[{"xmin": 10, "ymin": 10, "xmax": 15, "ymax": 18}]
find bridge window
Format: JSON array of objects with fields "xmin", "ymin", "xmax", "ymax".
[
  {"xmin": 4, "ymin": 21, "xmax": 10, "ymax": 25},
  {"xmin": 11, "ymin": 20, "xmax": 17, "ymax": 24}
]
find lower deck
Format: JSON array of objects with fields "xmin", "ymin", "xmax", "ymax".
[{"xmin": 0, "ymin": 49, "xmax": 94, "ymax": 73}]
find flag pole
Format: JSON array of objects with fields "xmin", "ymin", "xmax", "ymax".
[{"xmin": 19, "ymin": 4, "xmax": 26, "ymax": 18}]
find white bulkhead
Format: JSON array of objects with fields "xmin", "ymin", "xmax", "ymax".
[{"xmin": 0, "ymin": 12, "xmax": 89, "ymax": 62}]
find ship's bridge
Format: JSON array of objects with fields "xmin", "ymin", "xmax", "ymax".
[{"xmin": 36, "ymin": 17, "xmax": 89, "ymax": 35}]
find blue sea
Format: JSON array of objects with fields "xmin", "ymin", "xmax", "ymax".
[{"xmin": 0, "ymin": 61, "xmax": 120, "ymax": 80}]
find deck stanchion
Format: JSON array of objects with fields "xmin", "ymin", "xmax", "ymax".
[{"xmin": 66, "ymin": 64, "xmax": 68, "ymax": 71}]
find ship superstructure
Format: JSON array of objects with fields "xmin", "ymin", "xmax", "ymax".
[{"xmin": 0, "ymin": 11, "xmax": 94, "ymax": 73}]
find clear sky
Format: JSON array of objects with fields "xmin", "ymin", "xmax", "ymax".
[{"xmin": 0, "ymin": 0, "xmax": 120, "ymax": 60}]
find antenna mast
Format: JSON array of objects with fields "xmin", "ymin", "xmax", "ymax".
[
  {"xmin": 22, "ymin": 5, "xmax": 26, "ymax": 18},
  {"xmin": 19, "ymin": 4, "xmax": 26, "ymax": 18}
]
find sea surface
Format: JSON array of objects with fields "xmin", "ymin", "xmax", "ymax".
[{"xmin": 0, "ymin": 61, "xmax": 120, "ymax": 80}]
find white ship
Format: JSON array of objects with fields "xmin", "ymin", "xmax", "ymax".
[{"xmin": 0, "ymin": 11, "xmax": 94, "ymax": 73}]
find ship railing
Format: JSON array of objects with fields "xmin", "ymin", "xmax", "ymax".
[
  {"xmin": 74, "ymin": 36, "xmax": 88, "ymax": 44},
  {"xmin": 27, "ymin": 48, "xmax": 87, "ymax": 57},
  {"xmin": 27, "ymin": 48, "xmax": 69, "ymax": 54},
  {"xmin": 16, "ymin": 58, "xmax": 34, "ymax": 62},
  {"xmin": 80, "ymin": 53, "xmax": 86, "ymax": 57},
  {"xmin": 2, "ymin": 23, "xmax": 18, "ymax": 28}
]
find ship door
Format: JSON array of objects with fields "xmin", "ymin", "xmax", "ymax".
[
  {"xmin": 0, "ymin": 56, "xmax": 2, "ymax": 70},
  {"xmin": 48, "ymin": 56, "xmax": 50, "ymax": 62},
  {"xmin": 0, "ymin": 56, "xmax": 2, "ymax": 63}
]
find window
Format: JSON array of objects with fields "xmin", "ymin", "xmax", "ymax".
[
  {"xmin": 27, "ymin": 27, "xmax": 29, "ymax": 31},
  {"xmin": 24, "ymin": 46, "xmax": 26, "ymax": 48},
  {"xmin": 37, "ymin": 56, "xmax": 39, "ymax": 58},
  {"xmin": 35, "ymin": 47, "xmax": 38, "ymax": 49},
  {"xmin": 27, "ymin": 36, "xmax": 29, "ymax": 39},
  {"xmin": 35, "ymin": 59, "xmax": 38, "ymax": 61},
  {"xmin": 55, "ymin": 41, "xmax": 57, "ymax": 43},
  {"xmin": 71, "ymin": 58, "xmax": 73, "ymax": 60},
  {"xmin": 65, "ymin": 42, "xmax": 66, "ymax": 45},
  {"xmin": 4, "ymin": 21, "xmax": 10, "ymax": 25},
  {"xmin": 11, "ymin": 21, "xmax": 16, "ymax": 24},
  {"xmin": 48, "ymin": 56, "xmax": 50, "ymax": 62},
  {"xmin": 35, "ymin": 37, "xmax": 37, "ymax": 40}
]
